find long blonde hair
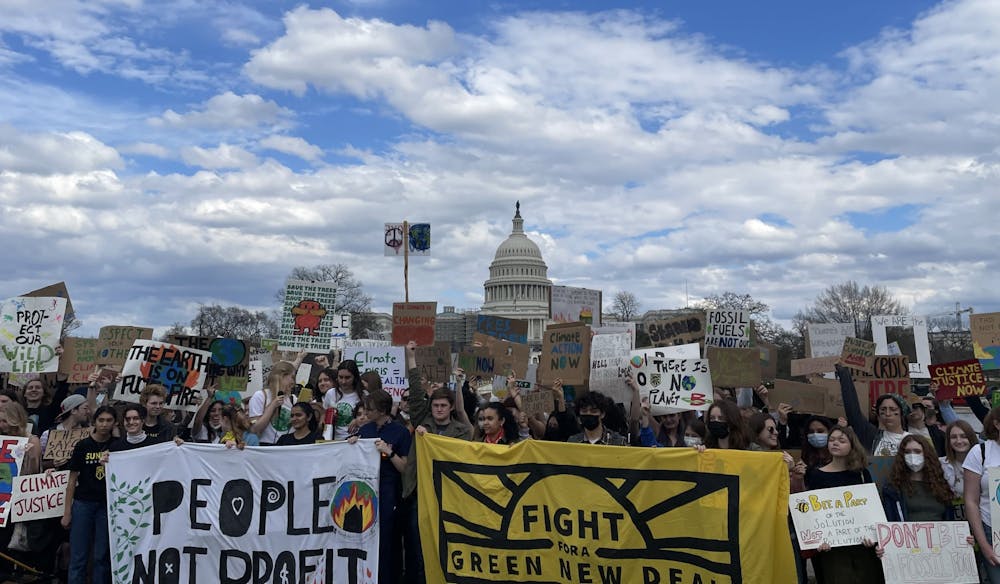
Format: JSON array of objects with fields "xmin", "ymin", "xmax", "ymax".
[
  {"xmin": 266, "ymin": 361, "xmax": 296, "ymax": 399},
  {"xmin": 2, "ymin": 402, "xmax": 31, "ymax": 436}
]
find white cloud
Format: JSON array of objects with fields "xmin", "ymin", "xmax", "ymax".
[
  {"xmin": 119, "ymin": 142, "xmax": 171, "ymax": 158},
  {"xmin": 180, "ymin": 143, "xmax": 258, "ymax": 169},
  {"xmin": 0, "ymin": 125, "xmax": 122, "ymax": 173},
  {"xmin": 150, "ymin": 92, "xmax": 293, "ymax": 130},
  {"xmin": 258, "ymin": 135, "xmax": 323, "ymax": 161}
]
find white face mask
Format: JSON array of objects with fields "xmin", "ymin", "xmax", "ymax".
[
  {"xmin": 904, "ymin": 453, "xmax": 925, "ymax": 472},
  {"xmin": 683, "ymin": 436, "xmax": 703, "ymax": 447}
]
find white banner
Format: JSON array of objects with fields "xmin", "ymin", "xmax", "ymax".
[
  {"xmin": 107, "ymin": 441, "xmax": 381, "ymax": 584},
  {"xmin": 342, "ymin": 344, "xmax": 408, "ymax": 400},
  {"xmin": 0, "ymin": 296, "xmax": 67, "ymax": 373},
  {"xmin": 11, "ymin": 470, "xmax": 70, "ymax": 522},
  {"xmin": 876, "ymin": 521, "xmax": 977, "ymax": 584},
  {"xmin": 789, "ymin": 483, "xmax": 886, "ymax": 549},
  {"xmin": 627, "ymin": 350, "xmax": 713, "ymax": 414},
  {"xmin": 113, "ymin": 339, "xmax": 213, "ymax": 412}
]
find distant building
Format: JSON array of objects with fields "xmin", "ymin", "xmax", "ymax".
[
  {"xmin": 435, "ymin": 306, "xmax": 479, "ymax": 350},
  {"xmin": 480, "ymin": 202, "xmax": 553, "ymax": 345}
]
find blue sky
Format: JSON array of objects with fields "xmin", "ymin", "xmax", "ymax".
[{"xmin": 1, "ymin": 0, "xmax": 997, "ymax": 335}]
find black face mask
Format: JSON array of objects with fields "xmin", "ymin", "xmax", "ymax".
[
  {"xmin": 707, "ymin": 421, "xmax": 730, "ymax": 439},
  {"xmin": 579, "ymin": 414, "xmax": 601, "ymax": 431}
]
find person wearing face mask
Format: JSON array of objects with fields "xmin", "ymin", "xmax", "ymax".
[
  {"xmin": 567, "ymin": 392, "xmax": 627, "ymax": 446},
  {"xmin": 540, "ymin": 379, "xmax": 579, "ymax": 442},
  {"xmin": 882, "ymin": 434, "xmax": 955, "ymax": 522},
  {"xmin": 110, "ymin": 404, "xmax": 158, "ymax": 451},
  {"xmin": 799, "ymin": 416, "xmax": 833, "ymax": 470},
  {"xmin": 683, "ymin": 419, "xmax": 707, "ymax": 447},
  {"xmin": 703, "ymin": 400, "xmax": 752, "ymax": 450}
]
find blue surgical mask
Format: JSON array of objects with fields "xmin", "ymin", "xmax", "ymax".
[{"xmin": 807, "ymin": 433, "xmax": 829, "ymax": 448}]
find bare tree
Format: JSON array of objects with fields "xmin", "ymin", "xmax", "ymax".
[
  {"xmin": 697, "ymin": 292, "xmax": 783, "ymax": 344},
  {"xmin": 793, "ymin": 281, "xmax": 907, "ymax": 341},
  {"xmin": 611, "ymin": 291, "xmax": 641, "ymax": 322},
  {"xmin": 158, "ymin": 322, "xmax": 189, "ymax": 341},
  {"xmin": 276, "ymin": 264, "xmax": 375, "ymax": 339},
  {"xmin": 190, "ymin": 305, "xmax": 278, "ymax": 345}
]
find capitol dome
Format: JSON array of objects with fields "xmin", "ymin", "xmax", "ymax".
[{"xmin": 481, "ymin": 202, "xmax": 552, "ymax": 344}]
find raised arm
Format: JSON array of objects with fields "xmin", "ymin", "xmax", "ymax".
[{"xmin": 835, "ymin": 365, "xmax": 878, "ymax": 453}]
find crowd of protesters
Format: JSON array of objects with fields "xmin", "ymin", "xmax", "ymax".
[{"xmin": 1, "ymin": 339, "xmax": 998, "ymax": 584}]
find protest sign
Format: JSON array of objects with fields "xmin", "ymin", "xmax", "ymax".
[
  {"xmin": 10, "ymin": 470, "xmax": 70, "ymax": 522},
  {"xmin": 758, "ymin": 341, "xmax": 778, "ymax": 380},
  {"xmin": 867, "ymin": 456, "xmax": 895, "ymax": 490},
  {"xmin": 0, "ymin": 435, "xmax": 29, "ymax": 527},
  {"xmin": 769, "ymin": 380, "xmax": 828, "ymax": 417},
  {"xmin": 656, "ymin": 343, "xmax": 701, "ymax": 359},
  {"xmin": 343, "ymin": 344, "xmax": 407, "ymax": 400},
  {"xmin": 876, "ymin": 521, "xmax": 977, "ymax": 584},
  {"xmin": 278, "ymin": 280, "xmax": 338, "ymax": 353},
  {"xmin": 418, "ymin": 433, "xmax": 796, "ymax": 584},
  {"xmin": 391, "ymin": 302, "xmax": 437, "ymax": 346},
  {"xmin": 929, "ymin": 359, "xmax": 986, "ymax": 401},
  {"xmin": 58, "ymin": 337, "xmax": 100, "ymax": 384},
  {"xmin": 840, "ymin": 336, "xmax": 876, "ymax": 374},
  {"xmin": 467, "ymin": 333, "xmax": 530, "ymax": 379},
  {"xmin": 628, "ymin": 350, "xmax": 713, "ymax": 414},
  {"xmin": 42, "ymin": 427, "xmax": 90, "ymax": 465},
  {"xmin": 971, "ymin": 312, "xmax": 1000, "ymax": 371},
  {"xmin": 329, "ymin": 313, "xmax": 352, "ymax": 350},
  {"xmin": 549, "ymin": 285, "xmax": 602, "ymax": 327},
  {"xmin": 107, "ymin": 440, "xmax": 381, "ymax": 584},
  {"xmin": 871, "ymin": 315, "xmax": 932, "ymax": 378},
  {"xmin": 589, "ymin": 333, "xmax": 632, "ymax": 407},
  {"xmin": 805, "ymin": 323, "xmax": 855, "ymax": 358},
  {"xmin": 855, "ymin": 356, "xmax": 911, "ymax": 406},
  {"xmin": 789, "ymin": 483, "xmax": 886, "ymax": 550},
  {"xmin": 384, "ymin": 222, "xmax": 431, "ymax": 256},
  {"xmin": 97, "ymin": 325, "xmax": 153, "ymax": 368},
  {"xmin": 22, "ymin": 281, "xmax": 74, "ymax": 319},
  {"xmin": 594, "ymin": 322, "xmax": 636, "ymax": 351},
  {"xmin": 645, "ymin": 313, "xmax": 705, "ymax": 348},
  {"xmin": 538, "ymin": 322, "xmax": 591, "ymax": 386},
  {"xmin": 415, "ymin": 342, "xmax": 452, "ymax": 383},
  {"xmin": 113, "ymin": 340, "xmax": 212, "ymax": 412},
  {"xmin": 169, "ymin": 336, "xmax": 250, "ymax": 392},
  {"xmin": 247, "ymin": 351, "xmax": 273, "ymax": 394},
  {"xmin": 808, "ymin": 377, "xmax": 871, "ymax": 421},
  {"xmin": 705, "ymin": 346, "xmax": 761, "ymax": 388},
  {"xmin": 476, "ymin": 314, "xmax": 529, "ymax": 344},
  {"xmin": 791, "ymin": 356, "xmax": 841, "ymax": 377},
  {"xmin": 704, "ymin": 309, "xmax": 751, "ymax": 349},
  {"xmin": 0, "ymin": 296, "xmax": 66, "ymax": 373},
  {"xmin": 520, "ymin": 389, "xmax": 555, "ymax": 418}
]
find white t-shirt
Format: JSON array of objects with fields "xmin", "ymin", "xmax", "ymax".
[
  {"xmin": 248, "ymin": 390, "xmax": 293, "ymax": 444},
  {"xmin": 874, "ymin": 430, "xmax": 909, "ymax": 457},
  {"xmin": 962, "ymin": 440, "xmax": 1000, "ymax": 526},
  {"xmin": 322, "ymin": 390, "xmax": 360, "ymax": 441}
]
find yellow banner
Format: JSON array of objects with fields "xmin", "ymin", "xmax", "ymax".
[{"xmin": 417, "ymin": 434, "xmax": 796, "ymax": 584}]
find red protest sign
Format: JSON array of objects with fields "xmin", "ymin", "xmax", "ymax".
[{"xmin": 929, "ymin": 359, "xmax": 986, "ymax": 401}]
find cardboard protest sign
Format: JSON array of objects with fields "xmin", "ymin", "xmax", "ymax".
[
  {"xmin": 704, "ymin": 309, "xmax": 751, "ymax": 349},
  {"xmin": 10, "ymin": 470, "xmax": 70, "ymax": 522},
  {"xmin": 840, "ymin": 337, "xmax": 876, "ymax": 374},
  {"xmin": 758, "ymin": 342, "xmax": 778, "ymax": 380},
  {"xmin": 808, "ymin": 377, "xmax": 871, "ymax": 421},
  {"xmin": 589, "ymin": 333, "xmax": 632, "ymax": 407},
  {"xmin": 0, "ymin": 435, "xmax": 29, "ymax": 527},
  {"xmin": 929, "ymin": 359, "xmax": 986, "ymax": 401},
  {"xmin": 169, "ymin": 336, "xmax": 250, "ymax": 392},
  {"xmin": 538, "ymin": 322, "xmax": 591, "ymax": 386},
  {"xmin": 791, "ymin": 356, "xmax": 841, "ymax": 377},
  {"xmin": 392, "ymin": 302, "xmax": 437, "ymax": 346},
  {"xmin": 806, "ymin": 323, "xmax": 855, "ymax": 358},
  {"xmin": 329, "ymin": 313, "xmax": 352, "ymax": 350},
  {"xmin": 476, "ymin": 314, "xmax": 529, "ymax": 344},
  {"xmin": 876, "ymin": 521, "xmax": 977, "ymax": 584},
  {"xmin": 0, "ymin": 297, "xmax": 67, "ymax": 373},
  {"xmin": 385, "ymin": 222, "xmax": 431, "ymax": 256},
  {"xmin": 343, "ymin": 344, "xmax": 408, "ymax": 400},
  {"xmin": 22, "ymin": 281, "xmax": 74, "ymax": 319},
  {"xmin": 113, "ymin": 340, "xmax": 212, "ymax": 412},
  {"xmin": 42, "ymin": 427, "xmax": 90, "ymax": 465},
  {"xmin": 58, "ymin": 337, "xmax": 100, "ymax": 384},
  {"xmin": 417, "ymin": 433, "xmax": 797, "ymax": 584},
  {"xmin": 628, "ymin": 350, "xmax": 713, "ymax": 414},
  {"xmin": 789, "ymin": 483, "xmax": 886, "ymax": 550},
  {"xmin": 520, "ymin": 389, "xmax": 555, "ymax": 418},
  {"xmin": 705, "ymin": 346, "xmax": 761, "ymax": 387},
  {"xmin": 549, "ymin": 285, "xmax": 602, "ymax": 327},
  {"xmin": 278, "ymin": 280, "xmax": 338, "ymax": 353},
  {"xmin": 469, "ymin": 333, "xmax": 530, "ymax": 379},
  {"xmin": 855, "ymin": 356, "xmax": 911, "ymax": 407},
  {"xmin": 971, "ymin": 312, "xmax": 1000, "ymax": 371},
  {"xmin": 107, "ymin": 440, "xmax": 381, "ymax": 584},
  {"xmin": 871, "ymin": 315, "xmax": 932, "ymax": 378},
  {"xmin": 769, "ymin": 379, "xmax": 828, "ymax": 416},
  {"xmin": 414, "ymin": 342, "xmax": 452, "ymax": 383},
  {"xmin": 97, "ymin": 325, "xmax": 153, "ymax": 368},
  {"xmin": 867, "ymin": 456, "xmax": 895, "ymax": 491},
  {"xmin": 645, "ymin": 313, "xmax": 705, "ymax": 348}
]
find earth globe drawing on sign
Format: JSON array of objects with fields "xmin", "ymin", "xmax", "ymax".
[
  {"xmin": 209, "ymin": 338, "xmax": 246, "ymax": 367},
  {"xmin": 681, "ymin": 375, "xmax": 697, "ymax": 392}
]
